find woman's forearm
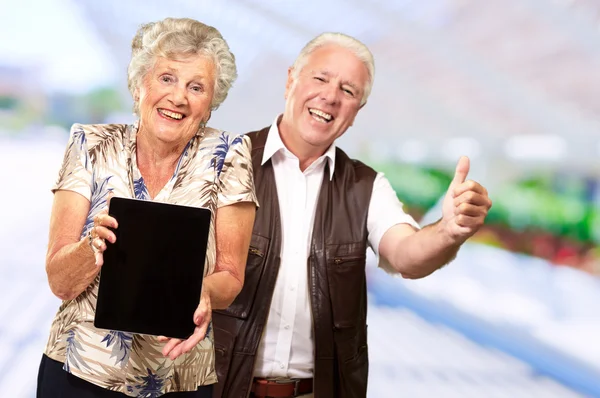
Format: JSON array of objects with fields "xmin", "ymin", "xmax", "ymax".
[
  {"xmin": 46, "ymin": 237, "xmax": 100, "ymax": 301},
  {"xmin": 202, "ymin": 270, "xmax": 243, "ymax": 310}
]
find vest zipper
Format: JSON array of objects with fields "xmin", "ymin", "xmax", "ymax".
[
  {"xmin": 249, "ymin": 247, "xmax": 264, "ymax": 257},
  {"xmin": 308, "ymin": 253, "xmax": 317, "ymax": 397},
  {"xmin": 333, "ymin": 256, "xmax": 364, "ymax": 265}
]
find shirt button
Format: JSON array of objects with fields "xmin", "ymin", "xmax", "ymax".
[
  {"xmin": 279, "ymin": 363, "xmax": 284, "ymax": 369},
  {"xmin": 284, "ymin": 325, "xmax": 290, "ymax": 330},
  {"xmin": 290, "ymin": 286, "xmax": 295, "ymax": 291}
]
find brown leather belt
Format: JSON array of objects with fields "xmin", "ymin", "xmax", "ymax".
[{"xmin": 251, "ymin": 378, "xmax": 313, "ymax": 397}]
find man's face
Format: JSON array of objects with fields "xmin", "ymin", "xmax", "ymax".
[{"xmin": 280, "ymin": 44, "xmax": 369, "ymax": 153}]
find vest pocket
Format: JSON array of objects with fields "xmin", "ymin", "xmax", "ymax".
[
  {"xmin": 214, "ymin": 233, "xmax": 270, "ymax": 319},
  {"xmin": 212, "ymin": 323, "xmax": 236, "ymax": 396},
  {"xmin": 339, "ymin": 344, "xmax": 369, "ymax": 397},
  {"xmin": 325, "ymin": 242, "xmax": 367, "ymax": 329}
]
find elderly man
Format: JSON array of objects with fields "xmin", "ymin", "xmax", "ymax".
[{"xmin": 213, "ymin": 32, "xmax": 492, "ymax": 398}]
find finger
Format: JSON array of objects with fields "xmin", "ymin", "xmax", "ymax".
[
  {"xmin": 453, "ymin": 191, "xmax": 491, "ymax": 208},
  {"xmin": 157, "ymin": 336, "xmax": 169, "ymax": 342},
  {"xmin": 97, "ymin": 214, "xmax": 119, "ymax": 229},
  {"xmin": 92, "ymin": 237, "xmax": 106, "ymax": 252},
  {"xmin": 95, "ymin": 251, "xmax": 104, "ymax": 267},
  {"xmin": 193, "ymin": 305, "xmax": 208, "ymax": 326},
  {"xmin": 454, "ymin": 214, "xmax": 486, "ymax": 228},
  {"xmin": 450, "ymin": 156, "xmax": 470, "ymax": 187},
  {"xmin": 453, "ymin": 180, "xmax": 487, "ymax": 198},
  {"xmin": 107, "ymin": 191, "xmax": 114, "ymax": 208},
  {"xmin": 454, "ymin": 202, "xmax": 489, "ymax": 217},
  {"xmin": 162, "ymin": 338, "xmax": 182, "ymax": 357},
  {"xmin": 95, "ymin": 226, "xmax": 117, "ymax": 243},
  {"xmin": 194, "ymin": 294, "xmax": 211, "ymax": 326},
  {"xmin": 181, "ymin": 325, "xmax": 207, "ymax": 354},
  {"xmin": 169, "ymin": 344, "xmax": 185, "ymax": 360}
]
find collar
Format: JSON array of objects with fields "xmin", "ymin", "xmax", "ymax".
[{"xmin": 261, "ymin": 115, "xmax": 336, "ymax": 180}]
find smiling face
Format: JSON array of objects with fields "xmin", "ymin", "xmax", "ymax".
[
  {"xmin": 136, "ymin": 55, "xmax": 215, "ymax": 147},
  {"xmin": 279, "ymin": 44, "xmax": 369, "ymax": 157}
]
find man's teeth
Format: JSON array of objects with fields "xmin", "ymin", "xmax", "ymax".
[
  {"xmin": 159, "ymin": 109, "xmax": 183, "ymax": 120},
  {"xmin": 309, "ymin": 108, "xmax": 332, "ymax": 122}
]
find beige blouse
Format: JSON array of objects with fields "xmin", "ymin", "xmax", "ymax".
[{"xmin": 44, "ymin": 122, "xmax": 257, "ymax": 396}]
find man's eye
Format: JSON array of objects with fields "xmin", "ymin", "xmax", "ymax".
[
  {"xmin": 343, "ymin": 89, "xmax": 354, "ymax": 96},
  {"xmin": 314, "ymin": 77, "xmax": 326, "ymax": 82},
  {"xmin": 161, "ymin": 76, "xmax": 173, "ymax": 83}
]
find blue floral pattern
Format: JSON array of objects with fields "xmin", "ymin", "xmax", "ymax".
[
  {"xmin": 133, "ymin": 176, "xmax": 150, "ymax": 200},
  {"xmin": 101, "ymin": 331, "xmax": 133, "ymax": 364},
  {"xmin": 127, "ymin": 368, "xmax": 166, "ymax": 398},
  {"xmin": 209, "ymin": 132, "xmax": 242, "ymax": 177}
]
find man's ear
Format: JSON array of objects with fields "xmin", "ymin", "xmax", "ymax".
[{"xmin": 284, "ymin": 67, "xmax": 295, "ymax": 100}]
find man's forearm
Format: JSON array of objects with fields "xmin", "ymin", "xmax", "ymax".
[{"xmin": 391, "ymin": 220, "xmax": 462, "ymax": 279}]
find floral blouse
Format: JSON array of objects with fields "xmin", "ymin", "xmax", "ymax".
[{"xmin": 44, "ymin": 123, "xmax": 257, "ymax": 396}]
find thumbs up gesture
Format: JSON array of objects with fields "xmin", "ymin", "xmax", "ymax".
[{"xmin": 441, "ymin": 156, "xmax": 492, "ymax": 243}]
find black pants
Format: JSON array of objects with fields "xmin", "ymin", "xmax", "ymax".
[{"xmin": 37, "ymin": 354, "xmax": 214, "ymax": 398}]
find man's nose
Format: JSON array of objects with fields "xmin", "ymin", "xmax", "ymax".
[{"xmin": 320, "ymin": 83, "xmax": 338, "ymax": 104}]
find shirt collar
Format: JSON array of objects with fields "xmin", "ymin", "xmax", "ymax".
[{"xmin": 261, "ymin": 115, "xmax": 336, "ymax": 180}]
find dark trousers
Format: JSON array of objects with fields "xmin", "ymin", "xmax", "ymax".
[{"xmin": 37, "ymin": 354, "xmax": 214, "ymax": 398}]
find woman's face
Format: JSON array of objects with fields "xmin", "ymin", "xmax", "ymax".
[{"xmin": 137, "ymin": 54, "xmax": 215, "ymax": 146}]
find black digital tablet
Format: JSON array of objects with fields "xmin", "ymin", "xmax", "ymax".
[{"xmin": 94, "ymin": 197, "xmax": 211, "ymax": 339}]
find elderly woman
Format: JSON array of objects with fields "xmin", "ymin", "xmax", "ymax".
[{"xmin": 36, "ymin": 18, "xmax": 257, "ymax": 398}]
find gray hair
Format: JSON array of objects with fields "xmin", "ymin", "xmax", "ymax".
[
  {"xmin": 291, "ymin": 32, "xmax": 375, "ymax": 105},
  {"xmin": 128, "ymin": 17, "xmax": 237, "ymax": 115}
]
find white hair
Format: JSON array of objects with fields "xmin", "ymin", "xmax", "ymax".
[
  {"xmin": 291, "ymin": 32, "xmax": 375, "ymax": 105},
  {"xmin": 128, "ymin": 17, "xmax": 237, "ymax": 115}
]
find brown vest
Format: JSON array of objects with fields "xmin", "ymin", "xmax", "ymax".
[{"xmin": 212, "ymin": 127, "xmax": 376, "ymax": 398}]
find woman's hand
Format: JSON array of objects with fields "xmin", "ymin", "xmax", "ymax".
[
  {"xmin": 159, "ymin": 288, "xmax": 212, "ymax": 360},
  {"xmin": 88, "ymin": 200, "xmax": 118, "ymax": 267}
]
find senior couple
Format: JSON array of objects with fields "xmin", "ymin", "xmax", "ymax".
[{"xmin": 37, "ymin": 17, "xmax": 492, "ymax": 398}]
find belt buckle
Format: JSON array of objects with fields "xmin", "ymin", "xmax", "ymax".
[{"xmin": 273, "ymin": 379, "xmax": 300, "ymax": 397}]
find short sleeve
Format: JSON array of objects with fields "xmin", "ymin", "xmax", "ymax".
[
  {"xmin": 217, "ymin": 134, "xmax": 259, "ymax": 208},
  {"xmin": 52, "ymin": 123, "xmax": 93, "ymax": 200},
  {"xmin": 367, "ymin": 172, "xmax": 420, "ymax": 272}
]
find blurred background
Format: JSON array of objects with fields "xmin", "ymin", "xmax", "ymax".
[{"xmin": 1, "ymin": 0, "xmax": 600, "ymax": 396}]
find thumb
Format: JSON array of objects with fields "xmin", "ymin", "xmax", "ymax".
[
  {"xmin": 451, "ymin": 156, "xmax": 470, "ymax": 186},
  {"xmin": 106, "ymin": 190, "xmax": 114, "ymax": 208}
]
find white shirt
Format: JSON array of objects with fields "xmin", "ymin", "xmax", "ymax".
[{"xmin": 253, "ymin": 117, "xmax": 420, "ymax": 378}]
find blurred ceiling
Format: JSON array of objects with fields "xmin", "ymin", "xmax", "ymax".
[{"xmin": 77, "ymin": 0, "xmax": 600, "ymax": 175}]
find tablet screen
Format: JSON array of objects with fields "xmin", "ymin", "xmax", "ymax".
[{"xmin": 94, "ymin": 197, "xmax": 211, "ymax": 339}]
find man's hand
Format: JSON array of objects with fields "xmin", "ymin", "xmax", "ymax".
[
  {"xmin": 440, "ymin": 156, "xmax": 492, "ymax": 244},
  {"xmin": 159, "ymin": 288, "xmax": 212, "ymax": 360}
]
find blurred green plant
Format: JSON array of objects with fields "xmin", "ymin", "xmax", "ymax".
[
  {"xmin": 0, "ymin": 96, "xmax": 18, "ymax": 110},
  {"xmin": 374, "ymin": 161, "xmax": 598, "ymax": 244}
]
